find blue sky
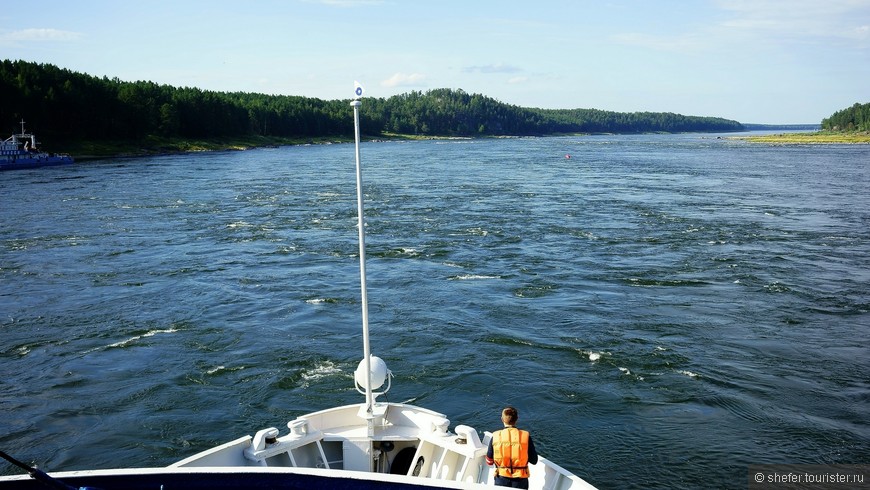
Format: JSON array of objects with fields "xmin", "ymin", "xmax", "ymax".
[{"xmin": 2, "ymin": 0, "xmax": 868, "ymax": 123}]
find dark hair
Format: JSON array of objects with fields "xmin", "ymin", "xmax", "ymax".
[{"xmin": 502, "ymin": 406, "xmax": 518, "ymax": 425}]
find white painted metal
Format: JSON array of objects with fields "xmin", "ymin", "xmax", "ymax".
[
  {"xmin": 164, "ymin": 402, "xmax": 597, "ymax": 489},
  {"xmin": 350, "ymin": 99, "xmax": 376, "ymax": 440}
]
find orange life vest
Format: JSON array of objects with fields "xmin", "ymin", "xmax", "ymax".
[{"xmin": 492, "ymin": 427, "xmax": 530, "ymax": 478}]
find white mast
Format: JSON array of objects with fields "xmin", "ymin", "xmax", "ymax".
[{"xmin": 350, "ymin": 95, "xmax": 375, "ymax": 424}]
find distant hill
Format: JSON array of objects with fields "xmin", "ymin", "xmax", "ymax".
[
  {"xmin": 741, "ymin": 124, "xmax": 821, "ymax": 131},
  {"xmin": 2, "ymin": 60, "xmax": 744, "ymax": 144}
]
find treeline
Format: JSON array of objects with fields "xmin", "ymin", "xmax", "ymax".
[
  {"xmin": 364, "ymin": 89, "xmax": 744, "ymax": 135},
  {"xmin": 821, "ymin": 102, "xmax": 870, "ymax": 131},
  {"xmin": 0, "ymin": 60, "xmax": 351, "ymax": 141},
  {"xmin": 1, "ymin": 60, "xmax": 743, "ymax": 144},
  {"xmin": 742, "ymin": 124, "xmax": 820, "ymax": 131},
  {"xmin": 531, "ymin": 107, "xmax": 744, "ymax": 134}
]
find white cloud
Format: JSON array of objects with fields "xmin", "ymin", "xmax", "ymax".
[
  {"xmin": 305, "ymin": 0, "xmax": 384, "ymax": 6},
  {"xmin": 612, "ymin": 0, "xmax": 870, "ymax": 52},
  {"xmin": 714, "ymin": 0, "xmax": 870, "ymax": 41},
  {"xmin": 0, "ymin": 28, "xmax": 82, "ymax": 42},
  {"xmin": 462, "ymin": 63, "xmax": 523, "ymax": 74},
  {"xmin": 507, "ymin": 76, "xmax": 528, "ymax": 84},
  {"xmin": 610, "ymin": 32, "xmax": 706, "ymax": 52},
  {"xmin": 381, "ymin": 72, "xmax": 426, "ymax": 88}
]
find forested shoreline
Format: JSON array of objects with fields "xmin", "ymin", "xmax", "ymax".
[
  {"xmin": 822, "ymin": 102, "xmax": 870, "ymax": 131},
  {"xmin": 2, "ymin": 60, "xmax": 744, "ymax": 150}
]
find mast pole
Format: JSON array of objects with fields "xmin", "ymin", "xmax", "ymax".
[{"xmin": 351, "ymin": 99, "xmax": 374, "ymax": 418}]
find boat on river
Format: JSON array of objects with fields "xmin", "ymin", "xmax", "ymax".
[
  {"xmin": 0, "ymin": 98, "xmax": 598, "ymax": 490},
  {"xmin": 0, "ymin": 120, "xmax": 73, "ymax": 171}
]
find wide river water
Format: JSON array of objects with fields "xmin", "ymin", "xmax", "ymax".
[{"xmin": 1, "ymin": 134, "xmax": 868, "ymax": 488}]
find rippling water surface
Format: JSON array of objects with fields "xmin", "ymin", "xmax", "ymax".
[{"xmin": 1, "ymin": 134, "xmax": 868, "ymax": 488}]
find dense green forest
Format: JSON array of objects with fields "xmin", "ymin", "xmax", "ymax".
[
  {"xmin": 821, "ymin": 102, "xmax": 870, "ymax": 131},
  {"xmin": 2, "ymin": 60, "xmax": 744, "ymax": 146}
]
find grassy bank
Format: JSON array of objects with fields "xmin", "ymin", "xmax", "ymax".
[{"xmin": 734, "ymin": 131, "xmax": 870, "ymax": 144}]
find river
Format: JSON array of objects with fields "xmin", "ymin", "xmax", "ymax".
[{"xmin": 1, "ymin": 134, "xmax": 868, "ymax": 488}]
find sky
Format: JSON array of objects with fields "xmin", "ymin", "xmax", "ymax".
[{"xmin": 2, "ymin": 0, "xmax": 869, "ymax": 124}]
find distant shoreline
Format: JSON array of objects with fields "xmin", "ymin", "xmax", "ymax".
[
  {"xmin": 732, "ymin": 131, "xmax": 870, "ymax": 144},
  {"xmin": 63, "ymin": 135, "xmax": 352, "ymax": 161},
  {"xmin": 65, "ymin": 130, "xmax": 870, "ymax": 161}
]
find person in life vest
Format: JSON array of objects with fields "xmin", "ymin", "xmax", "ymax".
[{"xmin": 486, "ymin": 406, "xmax": 538, "ymax": 488}]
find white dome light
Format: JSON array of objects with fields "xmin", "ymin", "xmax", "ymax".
[{"xmin": 354, "ymin": 355, "xmax": 392, "ymax": 396}]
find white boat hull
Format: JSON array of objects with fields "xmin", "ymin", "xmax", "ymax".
[
  {"xmin": 172, "ymin": 402, "xmax": 594, "ymax": 489},
  {"xmin": 0, "ymin": 402, "xmax": 596, "ymax": 489}
]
